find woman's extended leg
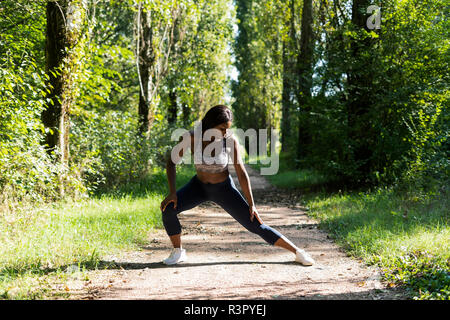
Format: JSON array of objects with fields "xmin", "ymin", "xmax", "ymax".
[
  {"xmin": 209, "ymin": 176, "xmax": 315, "ymax": 265},
  {"xmin": 208, "ymin": 176, "xmax": 283, "ymax": 246}
]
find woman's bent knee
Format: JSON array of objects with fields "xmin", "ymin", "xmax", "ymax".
[
  {"xmin": 161, "ymin": 201, "xmax": 178, "ymax": 216},
  {"xmin": 161, "ymin": 203, "xmax": 181, "ymax": 235}
]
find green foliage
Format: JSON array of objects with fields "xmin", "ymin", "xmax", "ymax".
[
  {"xmin": 0, "ymin": 0, "xmax": 84, "ymax": 207},
  {"xmin": 70, "ymin": 109, "xmax": 148, "ymax": 193},
  {"xmin": 160, "ymin": 0, "xmax": 235, "ymax": 123},
  {"xmin": 69, "ymin": 0, "xmax": 235, "ymax": 194},
  {"xmin": 233, "ymin": 0, "xmax": 286, "ymax": 133},
  {"xmin": 289, "ymin": 0, "xmax": 450, "ymax": 191},
  {"xmin": 0, "ymin": 0, "xmax": 235, "ymax": 207},
  {"xmin": 262, "ymin": 152, "xmax": 450, "ymax": 300},
  {"xmin": 0, "ymin": 165, "xmax": 197, "ymax": 299},
  {"xmin": 304, "ymin": 185, "xmax": 449, "ymax": 300},
  {"xmin": 236, "ymin": 0, "xmax": 448, "ymax": 192},
  {"xmin": 382, "ymin": 250, "xmax": 450, "ymax": 300}
]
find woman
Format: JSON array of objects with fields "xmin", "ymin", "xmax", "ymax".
[{"xmin": 160, "ymin": 105, "xmax": 315, "ymax": 266}]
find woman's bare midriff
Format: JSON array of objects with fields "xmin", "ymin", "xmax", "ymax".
[{"xmin": 196, "ymin": 169, "xmax": 230, "ymax": 184}]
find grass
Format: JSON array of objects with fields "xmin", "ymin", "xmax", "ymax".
[
  {"xmin": 0, "ymin": 164, "xmax": 195, "ymax": 299},
  {"xmin": 249, "ymin": 153, "xmax": 450, "ymax": 300},
  {"xmin": 302, "ymin": 187, "xmax": 449, "ymax": 300}
]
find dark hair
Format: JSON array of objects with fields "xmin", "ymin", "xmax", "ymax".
[{"xmin": 200, "ymin": 105, "xmax": 233, "ymax": 133}]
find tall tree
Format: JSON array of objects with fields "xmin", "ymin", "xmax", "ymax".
[
  {"xmin": 42, "ymin": 0, "xmax": 86, "ymax": 166},
  {"xmin": 136, "ymin": 1, "xmax": 180, "ymax": 134},
  {"xmin": 166, "ymin": 4, "xmax": 186, "ymax": 125},
  {"xmin": 136, "ymin": 3, "xmax": 152, "ymax": 134},
  {"xmin": 296, "ymin": 0, "xmax": 314, "ymax": 166},
  {"xmin": 346, "ymin": 0, "xmax": 375, "ymax": 183},
  {"xmin": 281, "ymin": 0, "xmax": 297, "ymax": 152}
]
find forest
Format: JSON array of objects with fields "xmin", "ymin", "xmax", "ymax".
[{"xmin": 0, "ymin": 0, "xmax": 448, "ymax": 300}]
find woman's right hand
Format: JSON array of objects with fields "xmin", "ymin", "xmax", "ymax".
[{"xmin": 160, "ymin": 192, "xmax": 178, "ymax": 212}]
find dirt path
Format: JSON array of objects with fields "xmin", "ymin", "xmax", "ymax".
[{"xmin": 66, "ymin": 165, "xmax": 407, "ymax": 300}]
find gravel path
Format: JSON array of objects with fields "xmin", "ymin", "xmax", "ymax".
[{"xmin": 66, "ymin": 165, "xmax": 407, "ymax": 300}]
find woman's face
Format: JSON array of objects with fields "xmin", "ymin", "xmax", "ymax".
[{"xmin": 213, "ymin": 121, "xmax": 232, "ymax": 138}]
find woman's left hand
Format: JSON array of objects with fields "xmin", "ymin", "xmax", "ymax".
[{"xmin": 249, "ymin": 205, "xmax": 263, "ymax": 224}]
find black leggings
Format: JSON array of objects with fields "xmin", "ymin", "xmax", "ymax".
[{"xmin": 161, "ymin": 174, "xmax": 283, "ymax": 245}]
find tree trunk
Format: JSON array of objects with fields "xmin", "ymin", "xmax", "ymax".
[
  {"xmin": 296, "ymin": 0, "xmax": 314, "ymax": 167},
  {"xmin": 42, "ymin": 1, "xmax": 68, "ymax": 157},
  {"xmin": 347, "ymin": 0, "xmax": 374, "ymax": 183},
  {"xmin": 137, "ymin": 5, "xmax": 153, "ymax": 134},
  {"xmin": 168, "ymin": 90, "xmax": 177, "ymax": 124},
  {"xmin": 281, "ymin": 42, "xmax": 292, "ymax": 152},
  {"xmin": 281, "ymin": 0, "xmax": 297, "ymax": 153},
  {"xmin": 137, "ymin": 4, "xmax": 180, "ymax": 134},
  {"xmin": 167, "ymin": 7, "xmax": 184, "ymax": 126},
  {"xmin": 182, "ymin": 103, "xmax": 190, "ymax": 126},
  {"xmin": 42, "ymin": 0, "xmax": 85, "ymax": 196}
]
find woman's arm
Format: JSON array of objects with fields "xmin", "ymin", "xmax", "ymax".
[
  {"xmin": 160, "ymin": 134, "xmax": 191, "ymax": 212},
  {"xmin": 165, "ymin": 132, "xmax": 191, "ymax": 194},
  {"xmin": 160, "ymin": 158, "xmax": 178, "ymax": 211},
  {"xmin": 166, "ymin": 157, "xmax": 177, "ymax": 194}
]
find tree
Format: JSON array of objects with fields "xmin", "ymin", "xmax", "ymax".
[
  {"xmin": 136, "ymin": 0, "xmax": 180, "ymax": 134},
  {"xmin": 162, "ymin": 0, "xmax": 234, "ymax": 127},
  {"xmin": 166, "ymin": 3, "xmax": 186, "ymax": 125},
  {"xmin": 281, "ymin": 0, "xmax": 297, "ymax": 152},
  {"xmin": 345, "ymin": 0, "xmax": 375, "ymax": 183},
  {"xmin": 296, "ymin": 0, "xmax": 314, "ymax": 166},
  {"xmin": 42, "ymin": 0, "xmax": 87, "ymax": 195}
]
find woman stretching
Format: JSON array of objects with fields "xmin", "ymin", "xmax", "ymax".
[{"xmin": 160, "ymin": 105, "xmax": 315, "ymax": 266}]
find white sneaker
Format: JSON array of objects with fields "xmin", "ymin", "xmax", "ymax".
[
  {"xmin": 295, "ymin": 249, "xmax": 315, "ymax": 266},
  {"xmin": 163, "ymin": 248, "xmax": 187, "ymax": 265}
]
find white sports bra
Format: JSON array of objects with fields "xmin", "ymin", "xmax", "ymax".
[
  {"xmin": 190, "ymin": 130, "xmax": 231, "ymax": 173},
  {"xmin": 194, "ymin": 136, "xmax": 231, "ymax": 173}
]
